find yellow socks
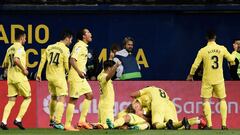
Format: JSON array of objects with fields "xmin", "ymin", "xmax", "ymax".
[
  {"xmin": 49, "ymin": 99, "xmax": 57, "ymax": 120},
  {"xmin": 220, "ymin": 100, "xmax": 227, "ymax": 126},
  {"xmin": 55, "ymin": 102, "xmax": 64, "ymax": 124},
  {"xmin": 203, "ymin": 101, "xmax": 212, "ymax": 127},
  {"xmin": 2, "ymin": 100, "xmax": 15, "ymax": 124},
  {"xmin": 188, "ymin": 117, "xmax": 200, "ymax": 125},
  {"xmin": 79, "ymin": 99, "xmax": 91, "ymax": 123},
  {"xmin": 65, "ymin": 103, "xmax": 75, "ymax": 127},
  {"xmin": 16, "ymin": 98, "xmax": 31, "ymax": 121}
]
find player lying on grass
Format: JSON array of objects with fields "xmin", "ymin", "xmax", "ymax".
[
  {"xmin": 130, "ymin": 86, "xmax": 206, "ymax": 130},
  {"xmin": 106, "ymin": 100, "xmax": 150, "ymax": 130}
]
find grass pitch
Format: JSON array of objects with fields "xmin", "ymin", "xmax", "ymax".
[{"xmin": 0, "ymin": 129, "xmax": 239, "ymax": 135}]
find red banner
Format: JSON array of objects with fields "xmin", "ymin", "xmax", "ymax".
[{"xmin": 0, "ymin": 81, "xmax": 240, "ymax": 129}]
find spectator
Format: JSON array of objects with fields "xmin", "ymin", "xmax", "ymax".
[
  {"xmin": 229, "ymin": 39, "xmax": 240, "ymax": 80},
  {"xmin": 109, "ymin": 43, "xmax": 121, "ymax": 60},
  {"xmin": 86, "ymin": 47, "xmax": 100, "ymax": 81},
  {"xmin": 113, "ymin": 37, "xmax": 142, "ymax": 80}
]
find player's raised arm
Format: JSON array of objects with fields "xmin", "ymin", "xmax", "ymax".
[
  {"xmin": 130, "ymin": 91, "xmax": 141, "ymax": 98},
  {"xmin": 105, "ymin": 61, "xmax": 121, "ymax": 81}
]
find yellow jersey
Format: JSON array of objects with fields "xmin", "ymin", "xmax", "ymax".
[
  {"xmin": 68, "ymin": 40, "xmax": 88, "ymax": 82},
  {"xmin": 138, "ymin": 86, "xmax": 170, "ymax": 109},
  {"xmin": 190, "ymin": 41, "xmax": 235, "ymax": 84},
  {"xmin": 37, "ymin": 42, "xmax": 70, "ymax": 81},
  {"xmin": 97, "ymin": 71, "xmax": 114, "ymax": 106},
  {"xmin": 3, "ymin": 42, "xmax": 28, "ymax": 83}
]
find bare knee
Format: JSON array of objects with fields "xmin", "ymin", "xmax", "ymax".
[
  {"xmin": 85, "ymin": 93, "xmax": 93, "ymax": 100},
  {"xmin": 68, "ymin": 97, "xmax": 78, "ymax": 104}
]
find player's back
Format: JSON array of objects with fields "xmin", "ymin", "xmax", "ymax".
[
  {"xmin": 97, "ymin": 71, "xmax": 114, "ymax": 106},
  {"xmin": 5, "ymin": 43, "xmax": 27, "ymax": 83},
  {"xmin": 200, "ymin": 41, "xmax": 235, "ymax": 84},
  {"xmin": 45, "ymin": 42, "xmax": 69, "ymax": 81}
]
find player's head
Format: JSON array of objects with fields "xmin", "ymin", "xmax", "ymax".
[
  {"xmin": 60, "ymin": 30, "xmax": 73, "ymax": 46},
  {"xmin": 131, "ymin": 99, "xmax": 142, "ymax": 112},
  {"xmin": 77, "ymin": 28, "xmax": 92, "ymax": 43},
  {"xmin": 103, "ymin": 60, "xmax": 115, "ymax": 71},
  {"xmin": 15, "ymin": 29, "xmax": 26, "ymax": 45},
  {"xmin": 110, "ymin": 43, "xmax": 121, "ymax": 54},
  {"xmin": 206, "ymin": 31, "xmax": 216, "ymax": 41},
  {"xmin": 233, "ymin": 38, "xmax": 240, "ymax": 52},
  {"xmin": 123, "ymin": 37, "xmax": 134, "ymax": 52}
]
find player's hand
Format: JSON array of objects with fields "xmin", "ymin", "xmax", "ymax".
[
  {"xmin": 22, "ymin": 69, "xmax": 29, "ymax": 76},
  {"xmin": 36, "ymin": 76, "xmax": 41, "ymax": 82},
  {"xmin": 116, "ymin": 61, "xmax": 122, "ymax": 67},
  {"xmin": 109, "ymin": 51, "xmax": 115, "ymax": 60},
  {"xmin": 186, "ymin": 75, "xmax": 194, "ymax": 81},
  {"xmin": 78, "ymin": 71, "xmax": 85, "ymax": 79}
]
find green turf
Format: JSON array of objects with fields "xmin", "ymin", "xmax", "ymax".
[{"xmin": 0, "ymin": 129, "xmax": 239, "ymax": 135}]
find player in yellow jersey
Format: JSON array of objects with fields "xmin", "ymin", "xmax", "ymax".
[
  {"xmin": 97, "ymin": 60, "xmax": 121, "ymax": 128},
  {"xmin": 106, "ymin": 100, "xmax": 150, "ymax": 130},
  {"xmin": 64, "ymin": 28, "xmax": 93, "ymax": 131},
  {"xmin": 131, "ymin": 86, "xmax": 202, "ymax": 130},
  {"xmin": 187, "ymin": 31, "xmax": 235, "ymax": 130},
  {"xmin": 36, "ymin": 31, "xmax": 73, "ymax": 130},
  {"xmin": 0, "ymin": 29, "xmax": 31, "ymax": 130}
]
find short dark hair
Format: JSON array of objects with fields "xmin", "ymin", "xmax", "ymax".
[
  {"xmin": 206, "ymin": 31, "xmax": 216, "ymax": 40},
  {"xmin": 103, "ymin": 60, "xmax": 115, "ymax": 70},
  {"xmin": 233, "ymin": 38, "xmax": 240, "ymax": 43},
  {"xmin": 110, "ymin": 43, "xmax": 121, "ymax": 52},
  {"xmin": 123, "ymin": 36, "xmax": 134, "ymax": 46},
  {"xmin": 76, "ymin": 28, "xmax": 88, "ymax": 40},
  {"xmin": 126, "ymin": 104, "xmax": 136, "ymax": 114},
  {"xmin": 60, "ymin": 30, "xmax": 73, "ymax": 40},
  {"xmin": 15, "ymin": 29, "xmax": 25, "ymax": 40}
]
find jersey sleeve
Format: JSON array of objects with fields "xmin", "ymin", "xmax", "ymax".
[
  {"xmin": 37, "ymin": 48, "xmax": 47, "ymax": 77},
  {"xmin": 71, "ymin": 44, "xmax": 82, "ymax": 60},
  {"xmin": 190, "ymin": 50, "xmax": 203, "ymax": 75},
  {"xmin": 14, "ymin": 47, "xmax": 23, "ymax": 59},
  {"xmin": 63, "ymin": 48, "xmax": 70, "ymax": 73},
  {"xmin": 2, "ymin": 52, "xmax": 9, "ymax": 68},
  {"xmin": 224, "ymin": 47, "xmax": 236, "ymax": 62}
]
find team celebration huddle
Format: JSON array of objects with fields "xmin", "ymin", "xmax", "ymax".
[{"xmin": 0, "ymin": 28, "xmax": 236, "ymax": 131}]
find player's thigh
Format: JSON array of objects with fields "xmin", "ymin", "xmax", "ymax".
[
  {"xmin": 164, "ymin": 101, "xmax": 178, "ymax": 122},
  {"xmin": 48, "ymin": 81, "xmax": 56, "ymax": 96},
  {"xmin": 151, "ymin": 101, "xmax": 165, "ymax": 124},
  {"xmin": 16, "ymin": 81, "xmax": 31, "ymax": 97},
  {"xmin": 55, "ymin": 79, "xmax": 68, "ymax": 96},
  {"xmin": 69, "ymin": 81, "xmax": 81, "ymax": 98},
  {"xmin": 7, "ymin": 83, "xmax": 18, "ymax": 97},
  {"xmin": 213, "ymin": 82, "xmax": 226, "ymax": 99},
  {"xmin": 79, "ymin": 79, "xmax": 92, "ymax": 96},
  {"xmin": 128, "ymin": 113, "xmax": 146, "ymax": 125},
  {"xmin": 201, "ymin": 82, "xmax": 213, "ymax": 98}
]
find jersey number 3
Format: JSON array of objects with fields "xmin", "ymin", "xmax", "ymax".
[{"xmin": 211, "ymin": 55, "xmax": 219, "ymax": 69}]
